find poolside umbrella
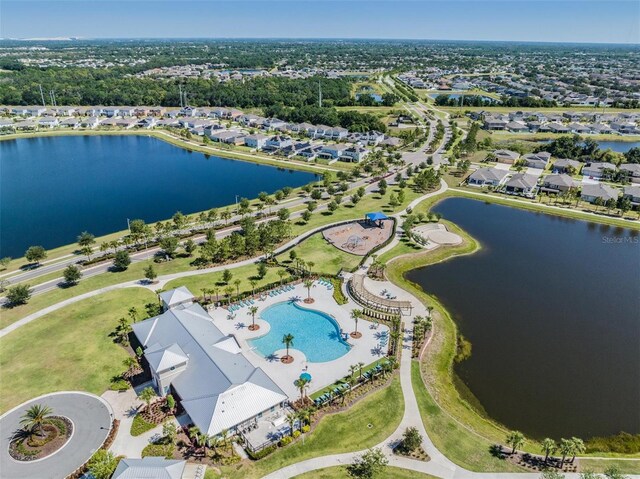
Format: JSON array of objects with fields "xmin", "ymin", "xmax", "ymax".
[{"xmin": 300, "ymin": 372, "xmax": 312, "ymax": 382}]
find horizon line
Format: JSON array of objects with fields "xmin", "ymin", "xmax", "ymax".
[{"xmin": 1, "ymin": 36, "xmax": 639, "ymax": 46}]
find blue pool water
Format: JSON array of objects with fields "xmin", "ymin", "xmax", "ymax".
[{"xmin": 249, "ymin": 301, "xmax": 351, "ymax": 363}]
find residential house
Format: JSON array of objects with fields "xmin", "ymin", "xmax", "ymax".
[
  {"xmin": 37, "ymin": 116, "xmax": 59, "ymax": 128},
  {"xmin": 506, "ymin": 121, "xmax": 529, "ymax": 133},
  {"xmin": 60, "ymin": 117, "xmax": 80, "ymax": 129},
  {"xmin": 492, "ymin": 149, "xmax": 520, "ymax": 164},
  {"xmin": 582, "ymin": 162, "xmax": 617, "ymax": 179},
  {"xmin": 0, "ymin": 119, "xmax": 15, "ymax": 130},
  {"xmin": 263, "ymin": 118, "xmax": 287, "ymax": 131},
  {"xmin": 484, "ymin": 118, "xmax": 507, "ymax": 130},
  {"xmin": 244, "ymin": 134, "xmax": 269, "ymax": 150},
  {"xmin": 81, "ymin": 116, "xmax": 100, "ymax": 129},
  {"xmin": 298, "ymin": 144, "xmax": 323, "ymax": 161},
  {"xmin": 340, "ymin": 145, "xmax": 369, "ymax": 163},
  {"xmin": 319, "ymin": 144, "xmax": 350, "ymax": 161},
  {"xmin": 119, "ymin": 107, "xmax": 136, "ymax": 117},
  {"xmin": 580, "ymin": 183, "xmax": 619, "ymax": 204},
  {"xmin": 14, "ymin": 120, "xmax": 37, "ymax": 130},
  {"xmin": 209, "ymin": 130, "xmax": 245, "ymax": 145},
  {"xmin": 138, "ymin": 117, "xmax": 157, "ymax": 129},
  {"xmin": 265, "ymin": 135, "xmax": 293, "ymax": 150},
  {"xmin": 619, "ymin": 163, "xmax": 640, "ymax": 184},
  {"xmin": 568, "ymin": 123, "xmax": 592, "ymax": 134},
  {"xmin": 552, "ymin": 158, "xmax": 582, "ymax": 174},
  {"xmin": 324, "ymin": 127, "xmax": 349, "ymax": 140},
  {"xmin": 467, "ymin": 167, "xmax": 509, "ymax": 187},
  {"xmin": 522, "ymin": 152, "xmax": 551, "ymax": 169},
  {"xmin": 503, "ymin": 173, "xmax": 538, "ymax": 197},
  {"xmin": 115, "ymin": 118, "xmax": 138, "ymax": 129},
  {"xmin": 26, "ymin": 106, "xmax": 47, "ymax": 117},
  {"xmin": 622, "ymin": 185, "xmax": 640, "ymax": 207},
  {"xmin": 103, "ymin": 107, "xmax": 120, "ymax": 118},
  {"xmin": 132, "ymin": 288, "xmax": 288, "ymax": 438},
  {"xmin": 540, "ymin": 174, "xmax": 577, "ymax": 194}
]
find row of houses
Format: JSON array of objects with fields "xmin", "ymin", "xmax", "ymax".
[
  {"xmin": 491, "ymin": 149, "xmax": 640, "ymax": 183},
  {"xmin": 475, "ymin": 110, "xmax": 640, "ymax": 135},
  {"xmin": 468, "ymin": 168, "xmax": 640, "ymax": 205}
]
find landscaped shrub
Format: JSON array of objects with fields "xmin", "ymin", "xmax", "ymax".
[
  {"xmin": 330, "ymin": 278, "xmax": 348, "ymax": 305},
  {"xmin": 586, "ymin": 432, "xmax": 640, "ymax": 454},
  {"xmin": 246, "ymin": 444, "xmax": 277, "ymax": 460},
  {"xmin": 279, "ymin": 436, "xmax": 293, "ymax": 447},
  {"xmin": 141, "ymin": 443, "xmax": 174, "ymax": 459},
  {"xmin": 130, "ymin": 414, "xmax": 156, "ymax": 437},
  {"xmin": 302, "ymin": 425, "xmax": 310, "ymax": 433},
  {"xmin": 292, "ymin": 430, "xmax": 301, "ymax": 438},
  {"xmin": 109, "ymin": 379, "xmax": 129, "ymax": 391}
]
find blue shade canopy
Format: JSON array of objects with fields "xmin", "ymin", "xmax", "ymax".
[
  {"xmin": 366, "ymin": 212, "xmax": 388, "ymax": 221},
  {"xmin": 300, "ymin": 372, "xmax": 312, "ymax": 382}
]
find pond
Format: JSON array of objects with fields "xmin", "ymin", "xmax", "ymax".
[
  {"xmin": 596, "ymin": 140, "xmax": 640, "ymax": 153},
  {"xmin": 406, "ymin": 198, "xmax": 640, "ymax": 439},
  {"xmin": 0, "ymin": 135, "xmax": 317, "ymax": 258}
]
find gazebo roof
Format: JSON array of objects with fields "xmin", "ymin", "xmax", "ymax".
[{"xmin": 366, "ymin": 212, "xmax": 388, "ymax": 221}]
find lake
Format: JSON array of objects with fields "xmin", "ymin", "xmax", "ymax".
[
  {"xmin": 0, "ymin": 135, "xmax": 317, "ymax": 258},
  {"xmin": 597, "ymin": 140, "xmax": 640, "ymax": 153},
  {"xmin": 406, "ymin": 198, "xmax": 640, "ymax": 439}
]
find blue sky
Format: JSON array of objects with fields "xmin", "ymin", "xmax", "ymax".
[{"xmin": 1, "ymin": 1, "xmax": 638, "ymax": 44}]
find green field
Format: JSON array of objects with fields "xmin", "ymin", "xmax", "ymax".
[
  {"xmin": 275, "ymin": 233, "xmax": 362, "ymax": 276},
  {"xmin": 0, "ymin": 287, "xmax": 155, "ymax": 412}
]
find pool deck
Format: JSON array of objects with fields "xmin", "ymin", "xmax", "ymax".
[{"xmin": 208, "ymin": 281, "xmax": 389, "ymax": 399}]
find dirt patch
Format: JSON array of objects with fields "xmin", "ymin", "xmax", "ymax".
[
  {"xmin": 281, "ymin": 355, "xmax": 294, "ymax": 364},
  {"xmin": 350, "ymin": 331, "xmax": 363, "ymax": 339},
  {"xmin": 9, "ymin": 416, "xmax": 73, "ymax": 461},
  {"xmin": 248, "ymin": 324, "xmax": 260, "ymax": 331},
  {"xmin": 303, "ymin": 298, "xmax": 315, "ymax": 304}
]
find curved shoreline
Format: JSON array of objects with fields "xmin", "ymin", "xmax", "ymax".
[{"xmin": 384, "ymin": 209, "xmax": 639, "ymax": 463}]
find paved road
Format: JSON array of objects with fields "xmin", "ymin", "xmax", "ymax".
[{"xmin": 0, "ymin": 392, "xmax": 112, "ymax": 479}]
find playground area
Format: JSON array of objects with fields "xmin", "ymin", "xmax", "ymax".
[{"xmin": 322, "ymin": 215, "xmax": 394, "ymax": 256}]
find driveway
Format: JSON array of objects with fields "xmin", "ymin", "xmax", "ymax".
[{"xmin": 0, "ymin": 392, "xmax": 112, "ymax": 479}]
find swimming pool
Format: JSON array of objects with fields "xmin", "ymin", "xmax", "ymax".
[{"xmin": 249, "ymin": 301, "xmax": 351, "ymax": 363}]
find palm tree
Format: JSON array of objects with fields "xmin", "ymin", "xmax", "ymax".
[
  {"xmin": 303, "ymin": 279, "xmax": 315, "ymax": 302},
  {"xmin": 139, "ymin": 386, "xmax": 156, "ymax": 412},
  {"xmin": 220, "ymin": 428, "xmax": 230, "ymax": 454},
  {"xmin": 348, "ymin": 364, "xmax": 358, "ymax": 382},
  {"xmin": 570, "ymin": 437, "xmax": 585, "ymax": 463},
  {"xmin": 20, "ymin": 404, "xmax": 53, "ymax": 437},
  {"xmin": 250, "ymin": 279, "xmax": 258, "ymax": 296},
  {"xmin": 558, "ymin": 438, "xmax": 575, "ymax": 467},
  {"xmin": 293, "ymin": 377, "xmax": 310, "ymax": 400},
  {"xmin": 357, "ymin": 361, "xmax": 365, "ymax": 381},
  {"xmin": 248, "ymin": 306, "xmax": 259, "ymax": 331},
  {"xmin": 297, "ymin": 409, "xmax": 311, "ymax": 428},
  {"xmin": 505, "ymin": 430, "xmax": 525, "ymax": 454},
  {"xmin": 542, "ymin": 438, "xmax": 557, "ymax": 464},
  {"xmin": 233, "ymin": 278, "xmax": 241, "ymax": 296},
  {"xmin": 277, "ymin": 269, "xmax": 287, "ymax": 286},
  {"xmin": 224, "ymin": 286, "xmax": 234, "ymax": 305},
  {"xmin": 282, "ymin": 333, "xmax": 294, "ymax": 362},
  {"xmin": 286, "ymin": 412, "xmax": 297, "ymax": 436},
  {"xmin": 350, "ymin": 309, "xmax": 362, "ymax": 338},
  {"xmin": 212, "ymin": 286, "xmax": 220, "ymax": 303}
]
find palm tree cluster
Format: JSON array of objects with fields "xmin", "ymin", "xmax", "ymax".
[{"xmin": 506, "ymin": 432, "xmax": 586, "ymax": 469}]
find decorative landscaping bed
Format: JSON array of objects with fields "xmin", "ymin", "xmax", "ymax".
[
  {"xmin": 9, "ymin": 416, "xmax": 73, "ymax": 461},
  {"xmin": 394, "ymin": 444, "xmax": 430, "ymax": 462}
]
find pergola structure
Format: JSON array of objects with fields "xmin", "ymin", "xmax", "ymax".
[
  {"xmin": 348, "ymin": 274, "xmax": 412, "ymax": 315},
  {"xmin": 365, "ymin": 211, "xmax": 388, "ymax": 228}
]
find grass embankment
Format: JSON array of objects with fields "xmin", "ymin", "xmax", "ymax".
[
  {"xmin": 2, "ymin": 183, "xmax": 419, "ymax": 329},
  {"xmin": 212, "ymin": 376, "xmax": 404, "ymax": 479},
  {"xmin": 293, "ymin": 466, "xmax": 437, "ymax": 478},
  {"xmin": 276, "ymin": 233, "xmax": 362, "ymax": 276},
  {"xmin": 0, "ymin": 288, "xmax": 155, "ymax": 413}
]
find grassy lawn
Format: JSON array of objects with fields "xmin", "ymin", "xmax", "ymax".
[
  {"xmin": 165, "ymin": 261, "xmax": 288, "ymax": 297},
  {"xmin": 411, "ymin": 363, "xmax": 523, "ymax": 472},
  {"xmin": 214, "ymin": 376, "xmax": 404, "ymax": 479},
  {"xmin": 0, "ymin": 288, "xmax": 155, "ymax": 413},
  {"xmin": 580, "ymin": 459, "xmax": 640, "ymax": 474},
  {"xmin": 293, "ymin": 466, "xmax": 437, "ymax": 478},
  {"xmin": 276, "ymin": 233, "xmax": 362, "ymax": 276}
]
